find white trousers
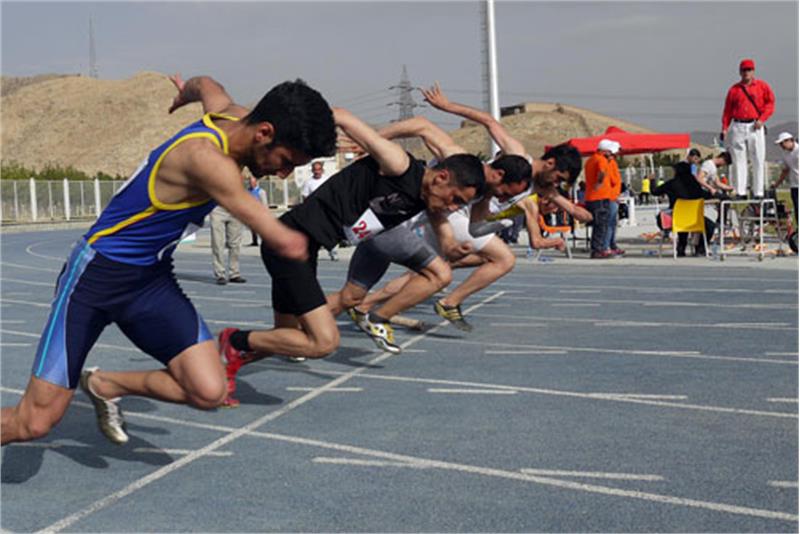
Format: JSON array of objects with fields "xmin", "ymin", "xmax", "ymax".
[{"xmin": 727, "ymin": 121, "xmax": 765, "ymax": 197}]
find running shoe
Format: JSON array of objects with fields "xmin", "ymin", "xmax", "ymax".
[
  {"xmin": 365, "ymin": 318, "xmax": 402, "ymax": 354},
  {"xmin": 79, "ymin": 367, "xmax": 129, "ymax": 445},
  {"xmin": 434, "ymin": 300, "xmax": 473, "ymax": 332},
  {"xmin": 287, "ymin": 356, "xmax": 307, "ymax": 363},
  {"xmin": 218, "ymin": 328, "xmax": 255, "ymax": 408},
  {"xmin": 346, "ymin": 307, "xmax": 370, "ymax": 333}
]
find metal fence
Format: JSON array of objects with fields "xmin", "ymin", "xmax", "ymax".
[{"xmin": 0, "ymin": 178, "xmax": 301, "ymax": 224}]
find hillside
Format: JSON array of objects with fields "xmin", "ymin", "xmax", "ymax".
[{"xmin": 1, "ymin": 72, "xmax": 710, "ymax": 178}]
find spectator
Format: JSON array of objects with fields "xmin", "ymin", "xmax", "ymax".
[
  {"xmin": 773, "ymin": 132, "xmax": 799, "ymax": 223},
  {"xmin": 246, "ymin": 175, "xmax": 268, "ymax": 246},
  {"xmin": 301, "ymin": 160, "xmax": 339, "ymax": 261},
  {"xmin": 604, "ymin": 147, "xmax": 625, "ymax": 256},
  {"xmin": 576, "ymin": 180, "xmax": 586, "ymax": 203},
  {"xmin": 721, "ymin": 58, "xmax": 775, "ymax": 199},
  {"xmin": 584, "ymin": 139, "xmax": 619, "ymax": 259},
  {"xmin": 686, "ymin": 148, "xmax": 702, "ymax": 175},
  {"xmin": 639, "ymin": 175, "xmax": 651, "ymax": 205},
  {"xmin": 695, "ymin": 152, "xmax": 734, "ymax": 195},
  {"xmin": 301, "ymin": 160, "xmax": 330, "ymax": 200},
  {"xmin": 652, "ymin": 161, "xmax": 715, "ymax": 257},
  {"xmin": 210, "ymin": 205, "xmax": 245, "ymax": 284}
]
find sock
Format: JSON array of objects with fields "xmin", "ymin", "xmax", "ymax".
[
  {"xmin": 230, "ymin": 330, "xmax": 253, "ymax": 352},
  {"xmin": 368, "ymin": 311, "xmax": 389, "ymax": 324}
]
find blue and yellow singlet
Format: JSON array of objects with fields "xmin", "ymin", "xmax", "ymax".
[{"xmin": 83, "ymin": 113, "xmax": 238, "ymax": 265}]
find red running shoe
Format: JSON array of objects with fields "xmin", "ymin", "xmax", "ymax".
[{"xmin": 218, "ymin": 328, "xmax": 255, "ymax": 408}]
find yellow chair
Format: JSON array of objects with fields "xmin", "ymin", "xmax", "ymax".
[{"xmin": 671, "ymin": 198, "xmax": 708, "ymax": 259}]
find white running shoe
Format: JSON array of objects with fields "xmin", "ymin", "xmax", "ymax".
[{"xmin": 79, "ymin": 367, "xmax": 129, "ymax": 445}]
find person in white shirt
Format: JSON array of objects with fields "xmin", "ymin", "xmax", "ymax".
[
  {"xmin": 695, "ymin": 152, "xmax": 734, "ymax": 195},
  {"xmin": 301, "ymin": 160, "xmax": 338, "ymax": 262},
  {"xmin": 773, "ymin": 132, "xmax": 799, "ymax": 223},
  {"xmin": 301, "ymin": 161, "xmax": 330, "ymax": 200}
]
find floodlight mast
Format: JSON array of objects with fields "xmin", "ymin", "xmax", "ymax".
[{"xmin": 484, "ymin": 0, "xmax": 500, "ymax": 157}]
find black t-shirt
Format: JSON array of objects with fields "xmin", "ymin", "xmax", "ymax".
[{"xmin": 281, "ymin": 155, "xmax": 427, "ymax": 250}]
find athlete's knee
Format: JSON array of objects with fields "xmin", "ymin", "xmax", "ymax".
[
  {"xmin": 187, "ymin": 379, "xmax": 227, "ymax": 410},
  {"xmin": 16, "ymin": 408, "xmax": 62, "ymax": 441},
  {"xmin": 495, "ymin": 247, "xmax": 516, "ymax": 274},
  {"xmin": 424, "ymin": 260, "xmax": 452, "ymax": 289},
  {"xmin": 306, "ymin": 328, "xmax": 340, "ymax": 359}
]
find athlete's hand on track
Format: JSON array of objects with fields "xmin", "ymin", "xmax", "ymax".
[
  {"xmin": 273, "ymin": 228, "xmax": 310, "ymax": 262},
  {"xmin": 555, "ymin": 239, "xmax": 566, "ymax": 252},
  {"xmin": 168, "ymin": 73, "xmax": 188, "ymax": 114},
  {"xmin": 419, "ymin": 82, "xmax": 451, "ymax": 111}
]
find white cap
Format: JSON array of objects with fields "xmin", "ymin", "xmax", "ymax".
[
  {"xmin": 597, "ymin": 139, "xmax": 620, "ymax": 154},
  {"xmin": 774, "ymin": 132, "xmax": 794, "ymax": 144}
]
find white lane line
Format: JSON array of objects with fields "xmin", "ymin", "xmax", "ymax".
[
  {"xmin": 485, "ymin": 349, "xmax": 568, "ymax": 355},
  {"xmin": 25, "ymin": 243, "xmax": 65, "ymax": 261},
  {"xmin": 427, "ymin": 388, "xmax": 518, "ymax": 395},
  {"xmin": 433, "ymin": 338, "xmax": 796, "ymax": 365},
  {"xmin": 286, "ymin": 387, "xmax": 363, "ymax": 392},
  {"xmin": 204, "ymin": 319, "xmax": 270, "ymax": 328},
  {"xmin": 0, "ymin": 342, "xmax": 32, "ymax": 347},
  {"xmin": 558, "ymin": 289, "xmax": 601, "ymax": 294},
  {"xmin": 766, "ymin": 398, "xmax": 798, "ymax": 403},
  {"xmin": 3, "ymin": 386, "xmax": 794, "ymax": 524},
  {"xmin": 1, "ymin": 298, "xmax": 51, "ymax": 308},
  {"xmin": 132, "ymin": 448, "xmax": 233, "ymax": 457},
  {"xmin": 315, "ymin": 372, "xmax": 797, "ymax": 420},
  {"xmin": 552, "ymin": 303, "xmax": 600, "ymax": 307},
  {"xmin": 312, "ymin": 457, "xmax": 428, "ymax": 468},
  {"xmin": 488, "ymin": 323, "xmax": 549, "ymax": 328},
  {"xmin": 520, "ymin": 469, "xmax": 664, "ymax": 481},
  {"xmin": 497, "ymin": 280, "xmax": 798, "ymax": 296},
  {"xmin": 1, "ymin": 277, "xmax": 55, "ymax": 287},
  {"xmin": 0, "ymin": 261, "xmax": 60, "ymax": 273},
  {"xmin": 433, "ymin": 312, "xmax": 799, "ymax": 332},
  {"xmin": 184, "ymin": 295, "xmax": 264, "ymax": 304},
  {"xmin": 502, "ymin": 295, "xmax": 797, "ymax": 310},
  {"xmin": 591, "ymin": 394, "xmax": 688, "ymax": 401},
  {"xmin": 765, "ymin": 352, "xmax": 798, "ymax": 356},
  {"xmin": 231, "ymin": 303, "xmax": 266, "ymax": 308},
  {"xmin": 768, "ymin": 481, "xmax": 798, "ymax": 489},
  {"xmin": 0, "ymin": 328, "xmax": 140, "ymax": 353},
  {"xmin": 0, "ymin": 320, "xmax": 26, "ymax": 324},
  {"xmin": 6, "ymin": 442, "xmax": 232, "ymax": 457},
  {"xmin": 36, "ymin": 290, "xmax": 507, "ymax": 533}
]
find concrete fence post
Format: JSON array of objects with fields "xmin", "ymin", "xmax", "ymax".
[
  {"xmin": 13, "ymin": 181, "xmax": 19, "ymax": 221},
  {"xmin": 29, "ymin": 177, "xmax": 38, "ymax": 222},
  {"xmin": 282, "ymin": 179, "xmax": 289, "ymax": 208},
  {"xmin": 63, "ymin": 178, "xmax": 71, "ymax": 221},
  {"xmin": 94, "ymin": 178, "xmax": 101, "ymax": 216}
]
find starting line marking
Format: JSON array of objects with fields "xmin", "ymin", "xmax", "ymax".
[
  {"xmin": 768, "ymin": 481, "xmax": 798, "ymax": 489},
  {"xmin": 766, "ymin": 398, "xmax": 798, "ymax": 403},
  {"xmin": 484, "ymin": 349, "xmax": 568, "ymax": 355},
  {"xmin": 312, "ymin": 457, "xmax": 428, "ymax": 469},
  {"xmin": 7, "ymin": 442, "xmax": 232, "ymax": 457},
  {"xmin": 286, "ymin": 387, "xmax": 363, "ymax": 392},
  {"xmin": 520, "ymin": 469, "xmax": 664, "ymax": 481},
  {"xmin": 427, "ymin": 388, "xmax": 518, "ymax": 395}
]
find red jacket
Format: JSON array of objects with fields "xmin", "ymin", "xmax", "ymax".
[{"xmin": 721, "ymin": 79, "xmax": 775, "ymax": 131}]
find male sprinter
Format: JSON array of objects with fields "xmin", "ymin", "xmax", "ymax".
[
  {"xmin": 216, "ymin": 111, "xmax": 485, "ymax": 405},
  {"xmin": 327, "ymin": 115, "xmax": 532, "ymax": 351},
  {"xmin": 1, "ymin": 75, "xmax": 337, "ymax": 445}
]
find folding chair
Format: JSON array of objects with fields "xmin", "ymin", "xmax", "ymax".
[
  {"xmin": 531, "ymin": 213, "xmax": 573, "ymax": 259},
  {"xmin": 670, "ymin": 198, "xmax": 709, "ymax": 259}
]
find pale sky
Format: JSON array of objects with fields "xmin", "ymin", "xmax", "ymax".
[{"xmin": 2, "ymin": 1, "xmax": 798, "ymax": 133}]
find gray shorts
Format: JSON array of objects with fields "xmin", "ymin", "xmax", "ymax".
[{"xmin": 347, "ymin": 223, "xmax": 438, "ymax": 290}]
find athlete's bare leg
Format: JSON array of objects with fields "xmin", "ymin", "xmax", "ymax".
[
  {"xmin": 371, "ymin": 257, "xmax": 451, "ymax": 319},
  {"xmin": 1, "ymin": 377, "xmax": 74, "ymax": 445},
  {"xmin": 354, "ymin": 272, "xmax": 413, "ymax": 313},
  {"xmin": 439, "ymin": 236, "xmax": 514, "ymax": 308},
  {"xmin": 247, "ymin": 305, "xmax": 340, "ymax": 359}
]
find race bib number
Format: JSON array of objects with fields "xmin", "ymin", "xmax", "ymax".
[{"xmin": 344, "ymin": 208, "xmax": 385, "ymax": 244}]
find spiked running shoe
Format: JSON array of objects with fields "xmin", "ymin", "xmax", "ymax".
[
  {"xmin": 365, "ymin": 319, "xmax": 402, "ymax": 354},
  {"xmin": 434, "ymin": 300, "xmax": 473, "ymax": 332},
  {"xmin": 218, "ymin": 328, "xmax": 255, "ymax": 408},
  {"xmin": 346, "ymin": 307, "xmax": 370, "ymax": 333},
  {"xmin": 79, "ymin": 367, "xmax": 129, "ymax": 445}
]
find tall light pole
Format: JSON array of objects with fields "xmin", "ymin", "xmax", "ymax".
[{"xmin": 483, "ymin": 0, "xmax": 500, "ymax": 156}]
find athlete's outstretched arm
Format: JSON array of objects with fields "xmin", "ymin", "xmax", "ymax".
[
  {"xmin": 519, "ymin": 197, "xmax": 565, "ymax": 251},
  {"xmin": 185, "ymin": 141, "xmax": 308, "ymax": 261},
  {"xmin": 421, "ymin": 82, "xmax": 526, "ymax": 157},
  {"xmin": 547, "ymin": 193, "xmax": 593, "ymax": 223},
  {"xmin": 428, "ymin": 212, "xmax": 474, "ymax": 260},
  {"xmin": 378, "ymin": 116, "xmax": 465, "ymax": 161},
  {"xmin": 332, "ymin": 107, "xmax": 409, "ymax": 176},
  {"xmin": 168, "ymin": 74, "xmax": 249, "ymax": 118}
]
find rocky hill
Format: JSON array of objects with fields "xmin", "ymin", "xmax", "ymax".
[{"xmin": 1, "ymin": 71, "xmax": 709, "ymax": 178}]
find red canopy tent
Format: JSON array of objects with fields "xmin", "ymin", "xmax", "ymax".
[{"xmin": 549, "ymin": 126, "xmax": 691, "ymax": 156}]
